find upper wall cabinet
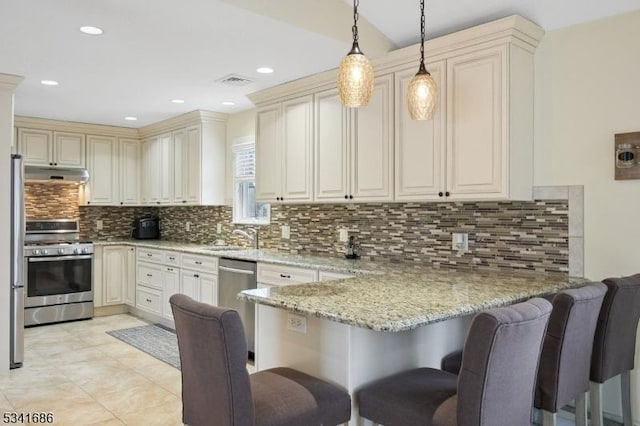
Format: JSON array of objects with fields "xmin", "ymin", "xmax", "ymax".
[
  {"xmin": 140, "ymin": 115, "xmax": 226, "ymax": 206},
  {"xmin": 119, "ymin": 138, "xmax": 140, "ymax": 205},
  {"xmin": 86, "ymin": 135, "xmax": 119, "ymax": 205},
  {"xmin": 250, "ymin": 15, "xmax": 543, "ymax": 203},
  {"xmin": 314, "ymin": 75, "xmax": 394, "ymax": 203},
  {"xmin": 17, "ymin": 128, "xmax": 85, "ymax": 168},
  {"xmin": 256, "ymin": 95, "xmax": 314, "ymax": 203}
]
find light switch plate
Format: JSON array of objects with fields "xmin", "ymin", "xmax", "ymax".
[
  {"xmin": 452, "ymin": 233, "xmax": 469, "ymax": 251},
  {"xmin": 339, "ymin": 229, "xmax": 349, "ymax": 242},
  {"xmin": 281, "ymin": 225, "xmax": 290, "ymax": 239},
  {"xmin": 185, "ymin": 222, "xmax": 191, "ymax": 232},
  {"xmin": 216, "ymin": 223, "xmax": 222, "ymax": 233},
  {"xmin": 96, "ymin": 220, "xmax": 103, "ymax": 230}
]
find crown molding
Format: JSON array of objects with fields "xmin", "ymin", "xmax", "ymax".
[
  {"xmin": 138, "ymin": 110, "xmax": 228, "ymax": 139},
  {"xmin": 0, "ymin": 73, "xmax": 23, "ymax": 91},
  {"xmin": 14, "ymin": 115, "xmax": 139, "ymax": 138},
  {"xmin": 249, "ymin": 14, "xmax": 545, "ymax": 106}
]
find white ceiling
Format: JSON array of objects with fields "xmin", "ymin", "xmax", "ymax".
[{"xmin": 1, "ymin": 0, "xmax": 638, "ymax": 128}]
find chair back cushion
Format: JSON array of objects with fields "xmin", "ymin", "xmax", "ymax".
[
  {"xmin": 457, "ymin": 297, "xmax": 552, "ymax": 426},
  {"xmin": 535, "ymin": 283, "xmax": 607, "ymax": 412},
  {"xmin": 170, "ymin": 294, "xmax": 254, "ymax": 426},
  {"xmin": 591, "ymin": 274, "xmax": 640, "ymax": 382}
]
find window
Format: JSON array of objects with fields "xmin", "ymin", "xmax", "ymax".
[{"xmin": 233, "ymin": 139, "xmax": 270, "ymax": 224}]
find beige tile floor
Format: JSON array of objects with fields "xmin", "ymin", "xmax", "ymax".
[{"xmin": 0, "ymin": 314, "xmax": 198, "ymax": 426}]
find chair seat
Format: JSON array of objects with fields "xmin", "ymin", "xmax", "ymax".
[
  {"xmin": 358, "ymin": 368, "xmax": 458, "ymax": 426},
  {"xmin": 251, "ymin": 367, "xmax": 351, "ymax": 426}
]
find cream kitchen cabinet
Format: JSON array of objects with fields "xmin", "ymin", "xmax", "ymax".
[
  {"xmin": 141, "ymin": 134, "xmax": 172, "ymax": 205},
  {"xmin": 179, "ymin": 270, "xmax": 218, "ymax": 306},
  {"xmin": 102, "ymin": 245, "xmax": 135, "ymax": 306},
  {"xmin": 162, "ymin": 265, "xmax": 180, "ymax": 319},
  {"xmin": 257, "ymin": 263, "xmax": 318, "ymax": 286},
  {"xmin": 394, "ymin": 62, "xmax": 447, "ymax": 201},
  {"xmin": 119, "ymin": 138, "xmax": 140, "ymax": 205},
  {"xmin": 314, "ymin": 75, "xmax": 394, "ymax": 202},
  {"xmin": 17, "ymin": 128, "xmax": 86, "ymax": 168},
  {"xmin": 256, "ymin": 95, "xmax": 314, "ymax": 203},
  {"xmin": 86, "ymin": 135, "xmax": 119, "ymax": 205}
]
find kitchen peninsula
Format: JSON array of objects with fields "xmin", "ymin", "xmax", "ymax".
[{"xmin": 238, "ymin": 257, "xmax": 586, "ymax": 425}]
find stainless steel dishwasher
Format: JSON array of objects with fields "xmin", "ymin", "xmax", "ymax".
[{"xmin": 218, "ymin": 258, "xmax": 257, "ymax": 359}]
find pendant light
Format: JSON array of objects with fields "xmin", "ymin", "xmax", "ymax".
[
  {"xmin": 407, "ymin": 0, "xmax": 438, "ymax": 120},
  {"xmin": 337, "ymin": 0, "xmax": 374, "ymax": 108}
]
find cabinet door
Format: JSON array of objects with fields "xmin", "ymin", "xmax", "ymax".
[
  {"xmin": 18, "ymin": 128, "xmax": 52, "ymax": 166},
  {"xmin": 199, "ymin": 272, "xmax": 217, "ymax": 306},
  {"xmin": 255, "ymin": 104, "xmax": 282, "ymax": 202},
  {"xmin": 87, "ymin": 135, "xmax": 118, "ymax": 205},
  {"xmin": 447, "ymin": 46, "xmax": 507, "ymax": 198},
  {"xmin": 172, "ymin": 128, "xmax": 187, "ymax": 203},
  {"xmin": 314, "ymin": 88, "xmax": 350, "ymax": 202},
  {"xmin": 158, "ymin": 133, "xmax": 173, "ymax": 203},
  {"xmin": 54, "ymin": 132, "xmax": 85, "ymax": 168},
  {"xmin": 162, "ymin": 266, "xmax": 180, "ymax": 319},
  {"xmin": 123, "ymin": 246, "xmax": 136, "ymax": 306},
  {"xmin": 184, "ymin": 126, "xmax": 202, "ymax": 204},
  {"xmin": 281, "ymin": 95, "xmax": 313, "ymax": 202},
  {"xmin": 103, "ymin": 246, "xmax": 125, "ymax": 305},
  {"xmin": 395, "ymin": 63, "xmax": 446, "ymax": 201},
  {"xmin": 142, "ymin": 137, "xmax": 161, "ymax": 204},
  {"xmin": 180, "ymin": 270, "xmax": 199, "ymax": 300},
  {"xmin": 352, "ymin": 74, "xmax": 394, "ymax": 201},
  {"xmin": 119, "ymin": 138, "xmax": 140, "ymax": 205}
]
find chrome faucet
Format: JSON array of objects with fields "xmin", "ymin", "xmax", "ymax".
[{"xmin": 232, "ymin": 228, "xmax": 259, "ymax": 249}]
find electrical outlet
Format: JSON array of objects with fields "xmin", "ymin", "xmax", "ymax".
[
  {"xmin": 287, "ymin": 313, "xmax": 307, "ymax": 334},
  {"xmin": 339, "ymin": 229, "xmax": 349, "ymax": 242},
  {"xmin": 216, "ymin": 223, "xmax": 222, "ymax": 234},
  {"xmin": 96, "ymin": 220, "xmax": 103, "ymax": 230},
  {"xmin": 452, "ymin": 233, "xmax": 469, "ymax": 251},
  {"xmin": 185, "ymin": 222, "xmax": 191, "ymax": 232},
  {"xmin": 281, "ymin": 225, "xmax": 290, "ymax": 239}
]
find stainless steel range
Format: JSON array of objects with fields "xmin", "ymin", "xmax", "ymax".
[{"xmin": 24, "ymin": 220, "xmax": 94, "ymax": 326}]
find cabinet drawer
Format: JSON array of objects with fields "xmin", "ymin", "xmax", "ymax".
[
  {"xmin": 136, "ymin": 286, "xmax": 162, "ymax": 314},
  {"xmin": 164, "ymin": 251, "xmax": 181, "ymax": 266},
  {"xmin": 137, "ymin": 248, "xmax": 164, "ymax": 264},
  {"xmin": 182, "ymin": 254, "xmax": 218, "ymax": 273},
  {"xmin": 319, "ymin": 270, "xmax": 356, "ymax": 281},
  {"xmin": 137, "ymin": 262, "xmax": 163, "ymax": 289},
  {"xmin": 257, "ymin": 264, "xmax": 318, "ymax": 286}
]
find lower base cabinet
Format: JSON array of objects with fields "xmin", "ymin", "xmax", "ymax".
[
  {"xmin": 179, "ymin": 270, "xmax": 218, "ymax": 307},
  {"xmin": 102, "ymin": 245, "xmax": 136, "ymax": 307}
]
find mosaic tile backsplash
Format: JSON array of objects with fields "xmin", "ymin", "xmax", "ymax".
[
  {"xmin": 80, "ymin": 200, "xmax": 569, "ymax": 273},
  {"xmin": 27, "ymin": 183, "xmax": 569, "ymax": 272}
]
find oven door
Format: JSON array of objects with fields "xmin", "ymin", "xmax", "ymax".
[{"xmin": 25, "ymin": 254, "xmax": 93, "ymax": 308}]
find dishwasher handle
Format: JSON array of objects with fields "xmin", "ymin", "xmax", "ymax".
[{"xmin": 219, "ymin": 265, "xmax": 256, "ymax": 275}]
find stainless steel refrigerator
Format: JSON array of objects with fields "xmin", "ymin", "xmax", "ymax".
[{"xmin": 10, "ymin": 154, "xmax": 24, "ymax": 369}]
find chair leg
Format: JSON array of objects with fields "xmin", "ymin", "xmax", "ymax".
[
  {"xmin": 541, "ymin": 410, "xmax": 557, "ymax": 426},
  {"xmin": 621, "ymin": 370, "xmax": 633, "ymax": 426},
  {"xmin": 590, "ymin": 381, "xmax": 604, "ymax": 426},
  {"xmin": 575, "ymin": 391, "xmax": 588, "ymax": 426}
]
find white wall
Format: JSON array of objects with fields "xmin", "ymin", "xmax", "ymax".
[
  {"xmin": 0, "ymin": 73, "xmax": 22, "ymax": 373},
  {"xmin": 534, "ymin": 10, "xmax": 640, "ymax": 422},
  {"xmin": 225, "ymin": 108, "xmax": 257, "ymax": 204}
]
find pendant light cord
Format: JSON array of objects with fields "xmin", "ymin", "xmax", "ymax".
[
  {"xmin": 419, "ymin": 0, "xmax": 425, "ymax": 69},
  {"xmin": 352, "ymin": 0, "xmax": 360, "ymax": 43}
]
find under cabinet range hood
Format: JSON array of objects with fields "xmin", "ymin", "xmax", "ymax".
[{"xmin": 24, "ymin": 165, "xmax": 89, "ymax": 184}]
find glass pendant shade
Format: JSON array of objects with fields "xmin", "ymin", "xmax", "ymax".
[
  {"xmin": 407, "ymin": 69, "xmax": 438, "ymax": 120},
  {"xmin": 338, "ymin": 45, "xmax": 374, "ymax": 108}
]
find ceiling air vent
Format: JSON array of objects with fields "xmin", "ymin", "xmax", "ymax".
[{"xmin": 216, "ymin": 74, "xmax": 254, "ymax": 86}]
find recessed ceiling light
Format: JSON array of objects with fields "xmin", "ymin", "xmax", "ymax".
[
  {"xmin": 80, "ymin": 26, "xmax": 103, "ymax": 35},
  {"xmin": 40, "ymin": 80, "xmax": 59, "ymax": 86},
  {"xmin": 124, "ymin": 116, "xmax": 137, "ymax": 121},
  {"xmin": 221, "ymin": 101, "xmax": 236, "ymax": 106},
  {"xmin": 171, "ymin": 99, "xmax": 185, "ymax": 104},
  {"xmin": 256, "ymin": 67, "xmax": 274, "ymax": 74}
]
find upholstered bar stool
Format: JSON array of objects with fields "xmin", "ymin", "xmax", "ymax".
[
  {"xmin": 357, "ymin": 298, "xmax": 552, "ymax": 426},
  {"xmin": 170, "ymin": 294, "xmax": 351, "ymax": 426},
  {"xmin": 590, "ymin": 274, "xmax": 640, "ymax": 426},
  {"xmin": 534, "ymin": 283, "xmax": 607, "ymax": 426}
]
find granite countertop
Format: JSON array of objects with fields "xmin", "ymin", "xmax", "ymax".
[
  {"xmin": 94, "ymin": 239, "xmax": 588, "ymax": 332},
  {"xmin": 240, "ymin": 268, "xmax": 588, "ymax": 332}
]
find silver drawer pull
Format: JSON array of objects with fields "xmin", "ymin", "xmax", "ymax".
[
  {"xmin": 167, "ymin": 268, "xmax": 173, "ymax": 272},
  {"xmin": 146, "ymin": 298, "xmax": 152, "ymax": 303},
  {"xmin": 147, "ymin": 253, "xmax": 152, "ymax": 257},
  {"xmin": 195, "ymin": 261, "xmax": 202, "ymax": 265},
  {"xmin": 169, "ymin": 257, "xmax": 175, "ymax": 260},
  {"xmin": 280, "ymin": 274, "xmax": 291, "ymax": 279},
  {"xmin": 146, "ymin": 273, "xmax": 153, "ymax": 277}
]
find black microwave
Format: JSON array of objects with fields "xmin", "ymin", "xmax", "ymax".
[{"xmin": 132, "ymin": 217, "xmax": 160, "ymax": 239}]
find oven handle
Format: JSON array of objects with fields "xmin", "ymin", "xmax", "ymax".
[{"xmin": 28, "ymin": 255, "xmax": 93, "ymax": 263}]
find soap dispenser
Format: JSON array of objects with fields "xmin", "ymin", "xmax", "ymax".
[{"xmin": 345, "ymin": 235, "xmax": 359, "ymax": 259}]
